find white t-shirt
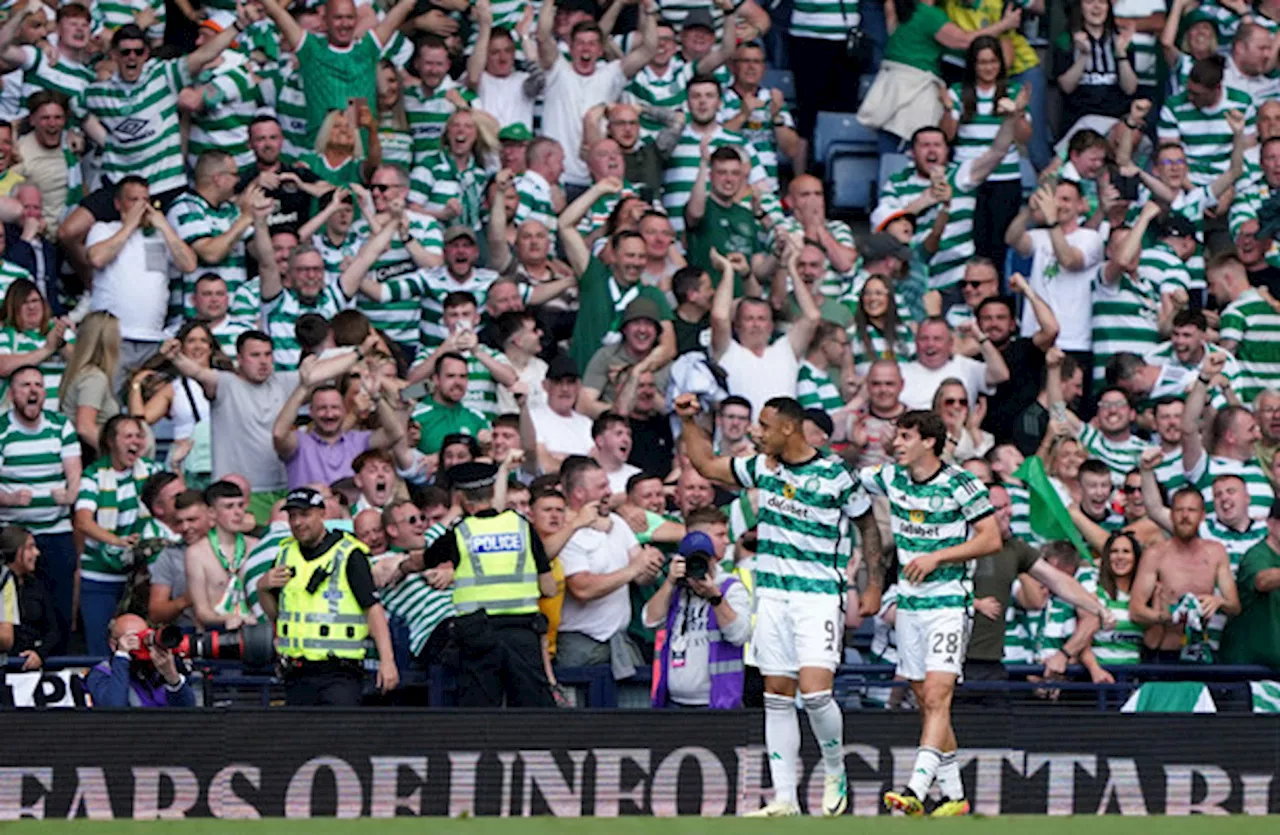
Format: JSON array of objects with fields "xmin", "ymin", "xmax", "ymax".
[
  {"xmin": 605, "ymin": 462, "xmax": 642, "ymax": 495},
  {"xmin": 1020, "ymin": 226, "xmax": 1105, "ymax": 352},
  {"xmin": 85, "ymin": 222, "xmax": 173, "ymax": 341},
  {"xmin": 718, "ymin": 338, "xmax": 800, "ymax": 419},
  {"xmin": 529, "ymin": 404, "xmax": 594, "ymax": 457},
  {"xmin": 899, "ymin": 355, "xmax": 993, "ymax": 410},
  {"xmin": 542, "ymin": 57, "xmax": 627, "ymax": 186},
  {"xmin": 495, "ymin": 356, "xmax": 548, "ymax": 415},
  {"xmin": 558, "ymin": 513, "xmax": 638, "ymax": 641},
  {"xmin": 477, "ymin": 70, "xmax": 536, "ymax": 131}
]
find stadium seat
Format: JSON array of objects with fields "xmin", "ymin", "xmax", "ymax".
[
  {"xmin": 762, "ymin": 68, "xmax": 796, "ymax": 108},
  {"xmin": 1020, "ymin": 157, "xmax": 1038, "ymax": 196},
  {"xmin": 878, "ymin": 152, "xmax": 911, "ymax": 190},
  {"xmin": 829, "ymin": 153, "xmax": 879, "ymax": 211},
  {"xmin": 813, "ymin": 112, "xmax": 877, "ymax": 169}
]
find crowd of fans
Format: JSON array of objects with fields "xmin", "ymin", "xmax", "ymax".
[{"xmin": 2, "ymin": 0, "xmax": 1280, "ymax": 710}]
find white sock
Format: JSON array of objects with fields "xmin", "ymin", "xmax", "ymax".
[
  {"xmin": 801, "ymin": 690, "xmax": 845, "ymax": 776},
  {"xmin": 907, "ymin": 746, "xmax": 942, "ymax": 799},
  {"xmin": 764, "ymin": 693, "xmax": 801, "ymax": 806},
  {"xmin": 936, "ymin": 750, "xmax": 964, "ymax": 800}
]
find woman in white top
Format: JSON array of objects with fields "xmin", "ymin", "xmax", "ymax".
[
  {"xmin": 933, "ymin": 378, "xmax": 994, "ymax": 463},
  {"xmin": 126, "ymin": 321, "xmax": 231, "ymax": 488}
]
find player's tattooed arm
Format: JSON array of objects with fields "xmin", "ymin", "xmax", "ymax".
[{"xmin": 855, "ymin": 511, "xmax": 885, "ymax": 617}]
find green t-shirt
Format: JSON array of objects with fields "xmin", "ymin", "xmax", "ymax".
[
  {"xmin": 295, "ymin": 31, "xmax": 381, "ymax": 148},
  {"xmin": 1220, "ymin": 540, "xmax": 1280, "ymax": 668},
  {"xmin": 411, "ymin": 398, "xmax": 491, "ymax": 455},
  {"xmin": 882, "ymin": 4, "xmax": 949, "ymax": 74},
  {"xmin": 685, "ymin": 199, "xmax": 762, "ymax": 295},
  {"xmin": 570, "ymin": 258, "xmax": 674, "ymax": 372}
]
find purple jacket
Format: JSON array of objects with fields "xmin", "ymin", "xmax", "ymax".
[
  {"xmin": 652, "ymin": 577, "xmax": 745, "ymax": 709},
  {"xmin": 87, "ymin": 655, "xmax": 196, "ymax": 708}
]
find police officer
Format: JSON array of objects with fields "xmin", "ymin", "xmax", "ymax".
[
  {"xmin": 257, "ymin": 488, "xmax": 399, "ymax": 705},
  {"xmin": 391, "ymin": 462, "xmax": 557, "ymax": 707}
]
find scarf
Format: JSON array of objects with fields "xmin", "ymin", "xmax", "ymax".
[{"xmin": 209, "ymin": 529, "xmax": 250, "ymax": 617}]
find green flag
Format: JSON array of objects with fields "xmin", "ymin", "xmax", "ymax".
[{"xmin": 1012, "ymin": 456, "xmax": 1093, "ymax": 561}]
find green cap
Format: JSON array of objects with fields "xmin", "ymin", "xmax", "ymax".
[{"xmin": 498, "ymin": 123, "xmax": 534, "ymax": 143}]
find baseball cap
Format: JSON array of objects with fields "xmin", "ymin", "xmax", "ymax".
[
  {"xmin": 546, "ymin": 354, "xmax": 580, "ymax": 381},
  {"xmin": 1157, "ymin": 215, "xmax": 1196, "ymax": 239},
  {"xmin": 679, "ymin": 531, "xmax": 716, "ymax": 558},
  {"xmin": 621, "ymin": 296, "xmax": 662, "ymax": 327},
  {"xmin": 283, "ymin": 487, "xmax": 325, "ymax": 512},
  {"xmin": 444, "ymin": 225, "xmax": 478, "ymax": 245},
  {"xmin": 859, "ymin": 232, "xmax": 912, "ymax": 264},
  {"xmin": 681, "ymin": 8, "xmax": 715, "ymax": 32},
  {"xmin": 874, "ymin": 209, "xmax": 917, "ymax": 234},
  {"xmin": 498, "ymin": 123, "xmax": 534, "ymax": 143},
  {"xmin": 804, "ymin": 408, "xmax": 834, "ymax": 438}
]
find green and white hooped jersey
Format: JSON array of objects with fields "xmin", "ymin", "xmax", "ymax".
[
  {"xmin": 0, "ymin": 409, "xmax": 80, "ymax": 535},
  {"xmin": 1112, "ymin": 0, "xmax": 1165, "ymax": 87},
  {"xmin": 351, "ymin": 212, "xmax": 444, "ymax": 349},
  {"xmin": 75, "ymin": 458, "xmax": 162, "ymax": 582},
  {"xmin": 947, "ymin": 81, "xmax": 1024, "ymax": 182},
  {"xmin": 859, "ymin": 462, "xmax": 994, "ymax": 612},
  {"xmin": 1091, "ymin": 585, "xmax": 1143, "ymax": 664},
  {"xmin": 1038, "ymin": 565, "xmax": 1096, "ymax": 660},
  {"xmin": 624, "ymin": 60, "xmax": 696, "ymax": 139},
  {"xmin": 1202, "ymin": 516, "xmax": 1266, "ymax": 649},
  {"xmin": 1006, "ymin": 481, "xmax": 1036, "ymax": 545},
  {"xmin": 1091, "ymin": 266, "xmax": 1160, "ymax": 386},
  {"xmin": 167, "ymin": 191, "xmax": 254, "ymax": 321},
  {"xmin": 1152, "ymin": 445, "xmax": 1188, "ymax": 495},
  {"xmin": 374, "ymin": 266, "xmax": 502, "ymax": 350},
  {"xmin": 731, "ymin": 452, "xmax": 870, "ymax": 598},
  {"xmin": 663, "ymin": 125, "xmax": 768, "ymax": 235},
  {"xmin": 1138, "ymin": 240, "xmax": 1197, "ymax": 297},
  {"xmin": 1003, "ymin": 590, "xmax": 1042, "ymax": 664},
  {"xmin": 263, "ymin": 283, "xmax": 355, "ymax": 371},
  {"xmin": 796, "ymin": 360, "xmax": 844, "ymax": 413},
  {"xmin": 0, "ymin": 327, "xmax": 69, "ymax": 412},
  {"xmin": 790, "ymin": 0, "xmax": 859, "ymax": 40},
  {"xmin": 1187, "ymin": 452, "xmax": 1275, "ymax": 522},
  {"xmin": 871, "ymin": 159, "xmax": 979, "ymax": 291},
  {"xmin": 81, "ymin": 58, "xmax": 193, "ymax": 196},
  {"xmin": 1157, "ymin": 87, "xmax": 1256, "ymax": 188},
  {"xmin": 186, "ymin": 53, "xmax": 260, "ymax": 173},
  {"xmin": 1219, "ymin": 288, "xmax": 1280, "ymax": 404},
  {"xmin": 1079, "ymin": 423, "xmax": 1151, "ymax": 486}
]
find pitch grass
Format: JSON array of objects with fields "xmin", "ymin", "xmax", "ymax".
[{"xmin": 3, "ymin": 817, "xmax": 1278, "ymax": 834}]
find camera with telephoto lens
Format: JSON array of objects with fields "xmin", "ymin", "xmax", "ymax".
[
  {"xmin": 682, "ymin": 550, "xmax": 712, "ymax": 583},
  {"xmin": 131, "ymin": 622, "xmax": 276, "ymax": 667}
]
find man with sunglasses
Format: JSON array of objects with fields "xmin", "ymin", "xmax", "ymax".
[{"xmin": 80, "ymin": 22, "xmax": 246, "ymax": 207}]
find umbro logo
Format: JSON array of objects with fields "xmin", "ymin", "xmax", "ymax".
[{"xmin": 112, "ymin": 117, "xmax": 151, "ymax": 138}]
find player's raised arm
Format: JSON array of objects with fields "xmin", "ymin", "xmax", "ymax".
[{"xmin": 674, "ymin": 393, "xmax": 737, "ymax": 485}]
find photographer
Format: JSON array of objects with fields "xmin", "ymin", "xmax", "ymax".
[
  {"xmin": 646, "ymin": 514, "xmax": 751, "ymax": 709},
  {"xmin": 86, "ymin": 614, "xmax": 196, "ymax": 708}
]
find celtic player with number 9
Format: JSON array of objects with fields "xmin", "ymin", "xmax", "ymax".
[
  {"xmin": 676, "ymin": 393, "xmax": 884, "ymax": 818},
  {"xmin": 860, "ymin": 411, "xmax": 1002, "ymax": 818}
]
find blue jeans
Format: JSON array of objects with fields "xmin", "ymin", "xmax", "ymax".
[
  {"xmin": 1014, "ymin": 64, "xmax": 1052, "ymax": 171},
  {"xmin": 33, "ymin": 532, "xmax": 75, "ymax": 655},
  {"xmin": 80, "ymin": 578, "xmax": 124, "ymax": 657}
]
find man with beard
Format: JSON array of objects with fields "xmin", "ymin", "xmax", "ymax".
[
  {"xmin": 238, "ymin": 116, "xmax": 326, "ymax": 235},
  {"xmin": 0, "ymin": 365, "xmax": 80, "ymax": 653},
  {"xmin": 1144, "ymin": 308, "xmax": 1242, "ymax": 405},
  {"xmin": 73, "ymin": 416, "xmax": 160, "ymax": 655},
  {"xmin": 186, "ymin": 481, "xmax": 259, "ymax": 631},
  {"xmin": 974, "ymin": 273, "xmax": 1059, "ymax": 442},
  {"xmin": 579, "ymin": 297, "xmax": 672, "ymax": 418},
  {"xmin": 407, "ymin": 292, "xmax": 518, "ymax": 421},
  {"xmin": 662, "ymin": 74, "xmax": 767, "ymax": 235},
  {"xmin": 412, "ymin": 352, "xmax": 491, "ymax": 458},
  {"xmin": 561, "ymin": 179, "xmax": 677, "ymax": 372},
  {"xmin": 582, "ymin": 102, "xmax": 683, "ymax": 203},
  {"xmin": 1129, "ymin": 487, "xmax": 1240, "ymax": 662}
]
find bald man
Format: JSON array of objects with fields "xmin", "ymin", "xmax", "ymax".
[
  {"xmin": 85, "ymin": 614, "xmax": 197, "ymax": 707},
  {"xmin": 589, "ymin": 101, "xmax": 684, "ymax": 203},
  {"xmin": 774, "ymin": 176, "xmax": 856, "ymax": 296}
]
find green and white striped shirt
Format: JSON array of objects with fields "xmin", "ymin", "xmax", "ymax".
[
  {"xmin": 263, "ymin": 282, "xmax": 355, "ymax": 371},
  {"xmin": 19, "ymin": 46, "xmax": 95, "ymax": 113},
  {"xmin": 720, "ymin": 85, "xmax": 795, "ymax": 184},
  {"xmin": 731, "ymin": 452, "xmax": 870, "ymax": 597},
  {"xmin": 1112, "ymin": 0, "xmax": 1165, "ymax": 87},
  {"xmin": 186, "ymin": 52, "xmax": 260, "ymax": 172},
  {"xmin": 93, "ymin": 0, "xmax": 165, "ymax": 44},
  {"xmin": 947, "ymin": 81, "xmax": 1024, "ymax": 182},
  {"xmin": 871, "ymin": 159, "xmax": 981, "ymax": 290},
  {"xmin": 376, "ymin": 537, "xmax": 457, "ymax": 656},
  {"xmin": 0, "ymin": 327, "xmax": 69, "ymax": 412},
  {"xmin": 790, "ymin": 0, "xmax": 858, "ymax": 39},
  {"xmin": 403, "ymin": 77, "xmax": 477, "ymax": 158},
  {"xmin": 859, "ymin": 462, "xmax": 994, "ymax": 611},
  {"xmin": 244, "ymin": 521, "xmax": 289, "ymax": 617},
  {"xmin": 625, "ymin": 60, "xmax": 696, "ymax": 139},
  {"xmin": 0, "ymin": 409, "xmax": 79, "ymax": 535},
  {"xmin": 1219, "ymin": 288, "xmax": 1280, "ymax": 404},
  {"xmin": 82, "ymin": 58, "xmax": 193, "ymax": 195},
  {"xmin": 374, "ymin": 266, "xmax": 502, "ymax": 349},
  {"xmin": 1006, "ymin": 481, "xmax": 1035, "ymax": 545},
  {"xmin": 1187, "ymin": 452, "xmax": 1274, "ymax": 522},
  {"xmin": 1152, "ymin": 444, "xmax": 1188, "ymax": 495},
  {"xmin": 1080, "ymin": 423, "xmax": 1150, "ymax": 486},
  {"xmin": 771, "ymin": 216, "xmax": 855, "ymax": 298},
  {"xmin": 1091, "ymin": 267, "xmax": 1159, "ymax": 386},
  {"xmin": 167, "ymin": 191, "xmax": 254, "ymax": 321},
  {"xmin": 75, "ymin": 458, "xmax": 162, "ymax": 582},
  {"xmin": 513, "ymin": 169, "xmax": 559, "ymax": 247},
  {"xmin": 1201, "ymin": 515, "xmax": 1267, "ymax": 648},
  {"xmin": 796, "ymin": 360, "xmax": 844, "ymax": 412},
  {"xmin": 1039, "ymin": 564, "xmax": 1096, "ymax": 659},
  {"xmin": 413, "ymin": 152, "xmax": 489, "ymax": 236},
  {"xmin": 0, "ymin": 259, "xmax": 34, "ymax": 302},
  {"xmin": 1143, "ymin": 341, "xmax": 1240, "ymax": 411},
  {"xmin": 849, "ymin": 320, "xmax": 915, "ymax": 376},
  {"xmin": 351, "ymin": 212, "xmax": 444, "ymax": 349},
  {"xmin": 1157, "ymin": 86, "xmax": 1256, "ymax": 187},
  {"xmin": 1092, "ymin": 584, "xmax": 1143, "ymax": 664},
  {"xmin": 663, "ymin": 125, "xmax": 767, "ymax": 234},
  {"xmin": 1138, "ymin": 240, "xmax": 1197, "ymax": 296}
]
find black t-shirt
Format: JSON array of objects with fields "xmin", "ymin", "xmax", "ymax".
[
  {"xmin": 236, "ymin": 163, "xmax": 321, "ymax": 235},
  {"xmin": 422, "ymin": 509, "xmax": 552, "ymax": 573},
  {"xmin": 629, "ymin": 411, "xmax": 675, "ymax": 477},
  {"xmin": 1011, "ymin": 400, "xmax": 1050, "ymax": 458},
  {"xmin": 673, "ymin": 311, "xmax": 710, "ymax": 356},
  {"xmin": 1248, "ymin": 265, "xmax": 1280, "ymax": 299},
  {"xmin": 985, "ymin": 337, "xmax": 1045, "ymax": 443},
  {"xmin": 290, "ymin": 530, "xmax": 378, "ymax": 609}
]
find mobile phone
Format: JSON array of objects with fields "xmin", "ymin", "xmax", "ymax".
[{"xmin": 402, "ymin": 380, "xmax": 429, "ymax": 401}]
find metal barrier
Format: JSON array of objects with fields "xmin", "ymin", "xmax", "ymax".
[{"xmin": 6, "ymin": 656, "xmax": 1277, "ymax": 709}]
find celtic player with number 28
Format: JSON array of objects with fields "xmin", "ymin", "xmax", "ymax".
[
  {"xmin": 863, "ymin": 410, "xmax": 1002, "ymax": 817},
  {"xmin": 676, "ymin": 392, "xmax": 883, "ymax": 818}
]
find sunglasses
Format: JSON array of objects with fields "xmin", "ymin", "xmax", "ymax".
[
  {"xmin": 941, "ymin": 398, "xmax": 966, "ymax": 406},
  {"xmin": 404, "ymin": 514, "xmax": 423, "ymax": 525},
  {"xmin": 1121, "ymin": 485, "xmax": 1141, "ymax": 495},
  {"xmin": 961, "ymin": 280, "xmax": 992, "ymax": 289},
  {"xmin": 117, "ymin": 46, "xmax": 147, "ymax": 57},
  {"xmin": 370, "ymin": 183, "xmax": 397, "ymax": 193}
]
